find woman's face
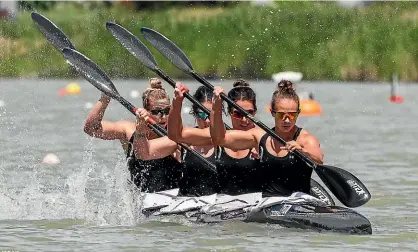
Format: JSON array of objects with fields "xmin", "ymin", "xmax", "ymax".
[
  {"xmin": 194, "ymin": 101, "xmax": 212, "ymax": 129},
  {"xmin": 230, "ymin": 100, "xmax": 255, "ymax": 131},
  {"xmin": 147, "ymin": 98, "xmax": 171, "ymax": 128},
  {"xmin": 271, "ymin": 98, "xmax": 299, "ymax": 133}
]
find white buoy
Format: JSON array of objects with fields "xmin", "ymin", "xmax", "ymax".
[
  {"xmin": 272, "ymin": 71, "xmax": 303, "ymax": 83},
  {"xmin": 0, "ymin": 100, "xmax": 5, "ymax": 107},
  {"xmin": 84, "ymin": 102, "xmax": 93, "ymax": 110},
  {"xmin": 130, "ymin": 90, "xmax": 140, "ymax": 98},
  {"xmin": 42, "ymin": 153, "xmax": 60, "ymax": 165}
]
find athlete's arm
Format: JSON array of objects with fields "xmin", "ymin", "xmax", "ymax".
[
  {"xmin": 167, "ymin": 82, "xmax": 212, "ymax": 146},
  {"xmin": 210, "ymin": 87, "xmax": 257, "ymax": 151},
  {"xmin": 84, "ymin": 95, "xmax": 130, "ymax": 140},
  {"xmin": 133, "ymin": 134, "xmax": 179, "ymax": 160}
]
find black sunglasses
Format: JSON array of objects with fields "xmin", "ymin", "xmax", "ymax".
[{"xmin": 150, "ymin": 107, "xmax": 170, "ymax": 116}]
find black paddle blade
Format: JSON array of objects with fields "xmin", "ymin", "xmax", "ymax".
[
  {"xmin": 31, "ymin": 11, "xmax": 75, "ymax": 52},
  {"xmin": 61, "ymin": 48, "xmax": 119, "ymax": 98},
  {"xmin": 315, "ymin": 165, "xmax": 371, "ymax": 208},
  {"xmin": 140, "ymin": 27, "xmax": 194, "ymax": 73},
  {"xmin": 106, "ymin": 22, "xmax": 158, "ymax": 71}
]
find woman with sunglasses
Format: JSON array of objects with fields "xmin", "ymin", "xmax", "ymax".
[
  {"xmin": 210, "ymin": 80, "xmax": 324, "ymax": 197},
  {"xmin": 168, "ymin": 80, "xmax": 260, "ymax": 196},
  {"xmin": 84, "ymin": 78, "xmax": 182, "ymax": 193},
  {"xmin": 167, "ymin": 85, "xmax": 219, "ymax": 196}
]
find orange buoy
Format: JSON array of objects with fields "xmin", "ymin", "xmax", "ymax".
[{"xmin": 299, "ymin": 99, "xmax": 322, "ymax": 116}]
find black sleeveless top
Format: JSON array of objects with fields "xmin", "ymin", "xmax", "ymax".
[
  {"xmin": 216, "ymin": 147, "xmax": 260, "ymax": 195},
  {"xmin": 178, "ymin": 147, "xmax": 219, "ymax": 197},
  {"xmin": 258, "ymin": 127, "xmax": 313, "ymax": 197},
  {"xmin": 126, "ymin": 132, "xmax": 182, "ymax": 193}
]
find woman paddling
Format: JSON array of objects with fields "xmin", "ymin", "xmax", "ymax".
[
  {"xmin": 168, "ymin": 80, "xmax": 260, "ymax": 195},
  {"xmin": 210, "ymin": 80, "xmax": 324, "ymax": 197},
  {"xmin": 84, "ymin": 78, "xmax": 182, "ymax": 192},
  {"xmin": 167, "ymin": 84, "xmax": 219, "ymax": 196},
  {"xmin": 133, "ymin": 84, "xmax": 219, "ymax": 197}
]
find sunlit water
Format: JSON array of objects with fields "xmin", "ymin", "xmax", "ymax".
[{"xmin": 0, "ymin": 78, "xmax": 417, "ymax": 251}]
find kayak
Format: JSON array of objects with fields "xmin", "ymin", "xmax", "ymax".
[{"xmin": 140, "ymin": 189, "xmax": 372, "ymax": 235}]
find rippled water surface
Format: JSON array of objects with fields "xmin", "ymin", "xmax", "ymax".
[{"xmin": 0, "ymin": 78, "xmax": 417, "ymax": 251}]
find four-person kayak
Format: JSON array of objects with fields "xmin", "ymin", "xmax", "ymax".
[{"xmin": 140, "ymin": 189, "xmax": 372, "ymax": 235}]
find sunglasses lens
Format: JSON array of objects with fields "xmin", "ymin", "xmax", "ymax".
[
  {"xmin": 274, "ymin": 112, "xmax": 298, "ymax": 120},
  {"xmin": 197, "ymin": 112, "xmax": 208, "ymax": 120},
  {"xmin": 232, "ymin": 111, "xmax": 243, "ymax": 119},
  {"xmin": 151, "ymin": 107, "xmax": 170, "ymax": 116},
  {"xmin": 232, "ymin": 109, "xmax": 255, "ymax": 119}
]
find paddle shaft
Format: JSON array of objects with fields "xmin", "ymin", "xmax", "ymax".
[
  {"xmin": 112, "ymin": 92, "xmax": 217, "ymax": 172},
  {"xmin": 190, "ymin": 71, "xmax": 316, "ymax": 168}
]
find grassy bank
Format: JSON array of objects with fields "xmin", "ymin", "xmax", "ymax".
[{"xmin": 1, "ymin": 1, "xmax": 417, "ymax": 81}]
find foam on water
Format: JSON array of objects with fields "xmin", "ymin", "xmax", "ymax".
[{"xmin": 0, "ymin": 140, "xmax": 144, "ymax": 226}]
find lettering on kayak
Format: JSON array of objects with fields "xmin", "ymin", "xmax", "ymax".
[
  {"xmin": 311, "ymin": 186, "xmax": 332, "ymax": 204},
  {"xmin": 347, "ymin": 180, "xmax": 368, "ymax": 197},
  {"xmin": 269, "ymin": 204, "xmax": 292, "ymax": 216}
]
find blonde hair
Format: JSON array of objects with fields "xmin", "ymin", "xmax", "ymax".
[{"xmin": 142, "ymin": 78, "xmax": 170, "ymax": 109}]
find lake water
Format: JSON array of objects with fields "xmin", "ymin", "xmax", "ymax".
[{"xmin": 0, "ymin": 78, "xmax": 417, "ymax": 251}]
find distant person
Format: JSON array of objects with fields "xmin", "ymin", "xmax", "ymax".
[
  {"xmin": 308, "ymin": 92, "xmax": 315, "ymax": 100},
  {"xmin": 83, "ymin": 78, "xmax": 182, "ymax": 193}
]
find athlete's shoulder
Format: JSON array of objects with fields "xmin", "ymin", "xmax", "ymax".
[{"xmin": 299, "ymin": 129, "xmax": 320, "ymax": 146}]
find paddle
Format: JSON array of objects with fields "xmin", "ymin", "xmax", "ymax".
[
  {"xmin": 105, "ymin": 22, "xmax": 231, "ymax": 130},
  {"xmin": 61, "ymin": 47, "xmax": 217, "ymax": 172},
  {"xmin": 31, "ymin": 11, "xmax": 75, "ymax": 52},
  {"xmin": 140, "ymin": 27, "xmax": 371, "ymax": 208}
]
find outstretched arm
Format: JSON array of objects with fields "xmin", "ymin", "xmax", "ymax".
[
  {"xmin": 84, "ymin": 95, "xmax": 128, "ymax": 140},
  {"xmin": 167, "ymin": 82, "xmax": 212, "ymax": 146},
  {"xmin": 133, "ymin": 108, "xmax": 178, "ymax": 160},
  {"xmin": 210, "ymin": 87, "xmax": 257, "ymax": 151}
]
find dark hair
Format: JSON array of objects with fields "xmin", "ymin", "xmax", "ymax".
[
  {"xmin": 270, "ymin": 80, "xmax": 300, "ymax": 111},
  {"xmin": 191, "ymin": 85, "xmax": 213, "ymax": 114},
  {"xmin": 227, "ymin": 79, "xmax": 257, "ymax": 114},
  {"xmin": 142, "ymin": 78, "xmax": 170, "ymax": 109}
]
